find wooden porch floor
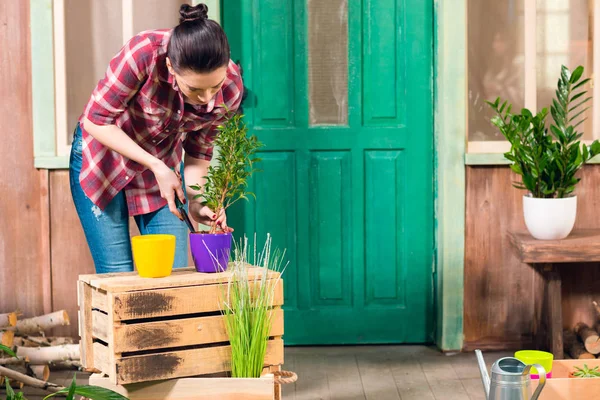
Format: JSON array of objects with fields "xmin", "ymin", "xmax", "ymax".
[{"xmin": 16, "ymin": 346, "xmax": 511, "ymax": 400}]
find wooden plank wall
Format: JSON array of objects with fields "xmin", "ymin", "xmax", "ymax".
[
  {"xmin": 464, "ymin": 165, "xmax": 600, "ymax": 350},
  {"xmin": 0, "ymin": 0, "xmax": 52, "ymax": 316}
]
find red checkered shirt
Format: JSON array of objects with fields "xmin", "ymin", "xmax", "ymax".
[{"xmin": 78, "ymin": 29, "xmax": 243, "ymax": 216}]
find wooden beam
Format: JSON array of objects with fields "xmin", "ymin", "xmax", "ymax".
[{"xmin": 39, "ymin": 169, "xmax": 52, "ymax": 314}]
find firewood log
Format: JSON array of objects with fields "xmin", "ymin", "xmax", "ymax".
[
  {"xmin": 564, "ymin": 329, "xmax": 596, "ymax": 359},
  {"xmin": 0, "ymin": 330, "xmax": 14, "ymax": 347},
  {"xmin": 0, "ymin": 356, "xmax": 28, "ymax": 366},
  {"xmin": 30, "ymin": 365, "xmax": 50, "ymax": 381},
  {"xmin": 593, "ymin": 301, "xmax": 600, "ymax": 317},
  {"xmin": 48, "ymin": 360, "xmax": 84, "ymax": 370},
  {"xmin": 13, "ymin": 335, "xmax": 75, "ymax": 347},
  {"xmin": 6, "ymin": 311, "xmax": 69, "ymax": 334},
  {"xmin": 0, "ymin": 313, "xmax": 17, "ymax": 329},
  {"xmin": 575, "ymin": 322, "xmax": 600, "ymax": 354},
  {"xmin": 15, "ymin": 344, "xmax": 79, "ymax": 364},
  {"xmin": 0, "ymin": 365, "xmax": 64, "ymax": 393}
]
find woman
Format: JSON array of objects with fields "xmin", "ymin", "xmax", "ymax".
[{"xmin": 70, "ymin": 3, "xmax": 241, "ymax": 274}]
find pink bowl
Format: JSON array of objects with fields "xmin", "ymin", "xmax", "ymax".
[{"xmin": 530, "ymin": 371, "xmax": 552, "ymax": 379}]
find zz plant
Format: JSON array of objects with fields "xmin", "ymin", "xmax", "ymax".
[
  {"xmin": 487, "ymin": 65, "xmax": 600, "ymax": 198},
  {"xmin": 190, "ymin": 110, "xmax": 263, "ymax": 234}
]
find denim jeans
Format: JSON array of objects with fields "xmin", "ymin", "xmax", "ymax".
[{"xmin": 69, "ymin": 124, "xmax": 189, "ymax": 274}]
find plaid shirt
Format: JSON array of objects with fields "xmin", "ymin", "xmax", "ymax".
[{"xmin": 78, "ymin": 29, "xmax": 243, "ymax": 216}]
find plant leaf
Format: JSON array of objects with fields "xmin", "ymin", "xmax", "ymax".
[
  {"xmin": 0, "ymin": 344, "xmax": 17, "ymax": 358},
  {"xmin": 570, "ymin": 65, "xmax": 584, "ymax": 83}
]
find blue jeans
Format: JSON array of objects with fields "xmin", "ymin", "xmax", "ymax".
[{"xmin": 69, "ymin": 124, "xmax": 189, "ymax": 274}]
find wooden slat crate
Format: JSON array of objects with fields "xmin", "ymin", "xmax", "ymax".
[{"xmin": 78, "ymin": 267, "xmax": 284, "ymax": 385}]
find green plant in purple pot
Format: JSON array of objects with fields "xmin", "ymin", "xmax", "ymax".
[{"xmin": 188, "ymin": 110, "xmax": 263, "ymax": 273}]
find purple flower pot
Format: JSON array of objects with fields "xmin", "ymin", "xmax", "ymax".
[{"xmin": 189, "ymin": 232, "xmax": 232, "ymax": 273}]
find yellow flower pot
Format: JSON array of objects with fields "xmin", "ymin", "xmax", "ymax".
[{"xmin": 131, "ymin": 234, "xmax": 176, "ymax": 278}]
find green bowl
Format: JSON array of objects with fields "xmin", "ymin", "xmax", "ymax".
[{"xmin": 515, "ymin": 350, "xmax": 553, "ymax": 374}]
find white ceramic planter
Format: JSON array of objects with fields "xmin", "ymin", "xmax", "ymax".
[{"xmin": 522, "ymin": 195, "xmax": 577, "ymax": 240}]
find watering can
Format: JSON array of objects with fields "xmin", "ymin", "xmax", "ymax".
[{"xmin": 475, "ymin": 349, "xmax": 547, "ymax": 400}]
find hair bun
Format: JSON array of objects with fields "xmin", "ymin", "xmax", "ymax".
[{"xmin": 179, "ymin": 3, "xmax": 208, "ymax": 23}]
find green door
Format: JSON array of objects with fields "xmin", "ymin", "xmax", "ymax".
[{"xmin": 223, "ymin": 0, "xmax": 433, "ymax": 345}]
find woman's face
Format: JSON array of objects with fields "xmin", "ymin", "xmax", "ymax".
[{"xmin": 166, "ymin": 58, "xmax": 228, "ymax": 106}]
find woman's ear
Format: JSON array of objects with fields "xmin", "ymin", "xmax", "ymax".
[{"xmin": 166, "ymin": 57, "xmax": 175, "ymax": 75}]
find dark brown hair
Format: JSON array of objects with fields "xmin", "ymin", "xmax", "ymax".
[{"xmin": 167, "ymin": 3, "xmax": 230, "ymax": 73}]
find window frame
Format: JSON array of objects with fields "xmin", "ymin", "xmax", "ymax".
[{"xmin": 466, "ymin": 0, "xmax": 600, "ymax": 165}]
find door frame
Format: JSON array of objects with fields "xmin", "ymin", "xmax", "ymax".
[
  {"xmin": 434, "ymin": 0, "xmax": 466, "ymax": 352},
  {"xmin": 220, "ymin": 0, "xmax": 467, "ymax": 352}
]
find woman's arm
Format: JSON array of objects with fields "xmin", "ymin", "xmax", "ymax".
[
  {"xmin": 83, "ymin": 117, "xmax": 185, "ymax": 218},
  {"xmin": 184, "ymin": 153, "xmax": 231, "ymax": 231}
]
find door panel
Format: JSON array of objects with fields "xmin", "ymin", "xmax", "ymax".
[{"xmin": 223, "ymin": 0, "xmax": 433, "ymax": 344}]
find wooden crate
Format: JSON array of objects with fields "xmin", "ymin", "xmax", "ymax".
[
  {"xmin": 89, "ymin": 371, "xmax": 278, "ymax": 400},
  {"xmin": 530, "ymin": 359, "xmax": 600, "ymax": 399},
  {"xmin": 78, "ymin": 267, "xmax": 284, "ymax": 385}
]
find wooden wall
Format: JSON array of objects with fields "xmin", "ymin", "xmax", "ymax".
[
  {"xmin": 0, "ymin": 0, "xmax": 51, "ymax": 317},
  {"xmin": 464, "ymin": 165, "xmax": 600, "ymax": 350}
]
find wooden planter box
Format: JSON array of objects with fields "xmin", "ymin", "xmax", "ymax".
[
  {"xmin": 77, "ymin": 267, "xmax": 284, "ymax": 385},
  {"xmin": 531, "ymin": 359, "xmax": 600, "ymax": 399},
  {"xmin": 89, "ymin": 372, "xmax": 279, "ymax": 400}
]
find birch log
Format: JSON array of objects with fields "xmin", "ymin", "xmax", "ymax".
[
  {"xmin": 13, "ymin": 335, "xmax": 75, "ymax": 347},
  {"xmin": 16, "ymin": 344, "xmax": 79, "ymax": 364},
  {"xmin": 0, "ymin": 365, "xmax": 64, "ymax": 393},
  {"xmin": 0, "ymin": 312, "xmax": 17, "ymax": 328},
  {"xmin": 0, "ymin": 330, "xmax": 14, "ymax": 347},
  {"xmin": 0, "ymin": 356, "xmax": 28, "ymax": 366},
  {"xmin": 7, "ymin": 310, "xmax": 69, "ymax": 334}
]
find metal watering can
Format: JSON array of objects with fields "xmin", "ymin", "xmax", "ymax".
[{"xmin": 475, "ymin": 350, "xmax": 547, "ymax": 400}]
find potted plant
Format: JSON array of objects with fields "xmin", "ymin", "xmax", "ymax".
[
  {"xmin": 222, "ymin": 234, "xmax": 286, "ymax": 377},
  {"xmin": 188, "ymin": 110, "xmax": 263, "ymax": 273},
  {"xmin": 487, "ymin": 65, "xmax": 600, "ymax": 240}
]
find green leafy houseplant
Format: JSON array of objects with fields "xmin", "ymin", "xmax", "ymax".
[
  {"xmin": 190, "ymin": 110, "xmax": 263, "ymax": 234},
  {"xmin": 487, "ymin": 65, "xmax": 600, "ymax": 198},
  {"xmin": 572, "ymin": 364, "xmax": 600, "ymax": 378},
  {"xmin": 221, "ymin": 234, "xmax": 287, "ymax": 378},
  {"xmin": 0, "ymin": 344, "xmax": 127, "ymax": 400}
]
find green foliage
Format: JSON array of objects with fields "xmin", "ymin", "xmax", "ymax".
[
  {"xmin": 487, "ymin": 65, "xmax": 600, "ymax": 198},
  {"xmin": 572, "ymin": 364, "xmax": 600, "ymax": 378},
  {"xmin": 43, "ymin": 375, "xmax": 129, "ymax": 400},
  {"xmin": 191, "ymin": 110, "xmax": 263, "ymax": 233},
  {"xmin": 1, "ymin": 373, "xmax": 128, "ymax": 400},
  {"xmin": 0, "ymin": 344, "xmax": 16, "ymax": 358},
  {"xmin": 221, "ymin": 234, "xmax": 287, "ymax": 378}
]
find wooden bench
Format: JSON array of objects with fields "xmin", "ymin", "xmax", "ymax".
[{"xmin": 509, "ymin": 229, "xmax": 600, "ymax": 359}]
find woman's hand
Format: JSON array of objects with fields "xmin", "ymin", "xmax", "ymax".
[
  {"xmin": 150, "ymin": 161, "xmax": 186, "ymax": 219},
  {"xmin": 188, "ymin": 202, "xmax": 233, "ymax": 233}
]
